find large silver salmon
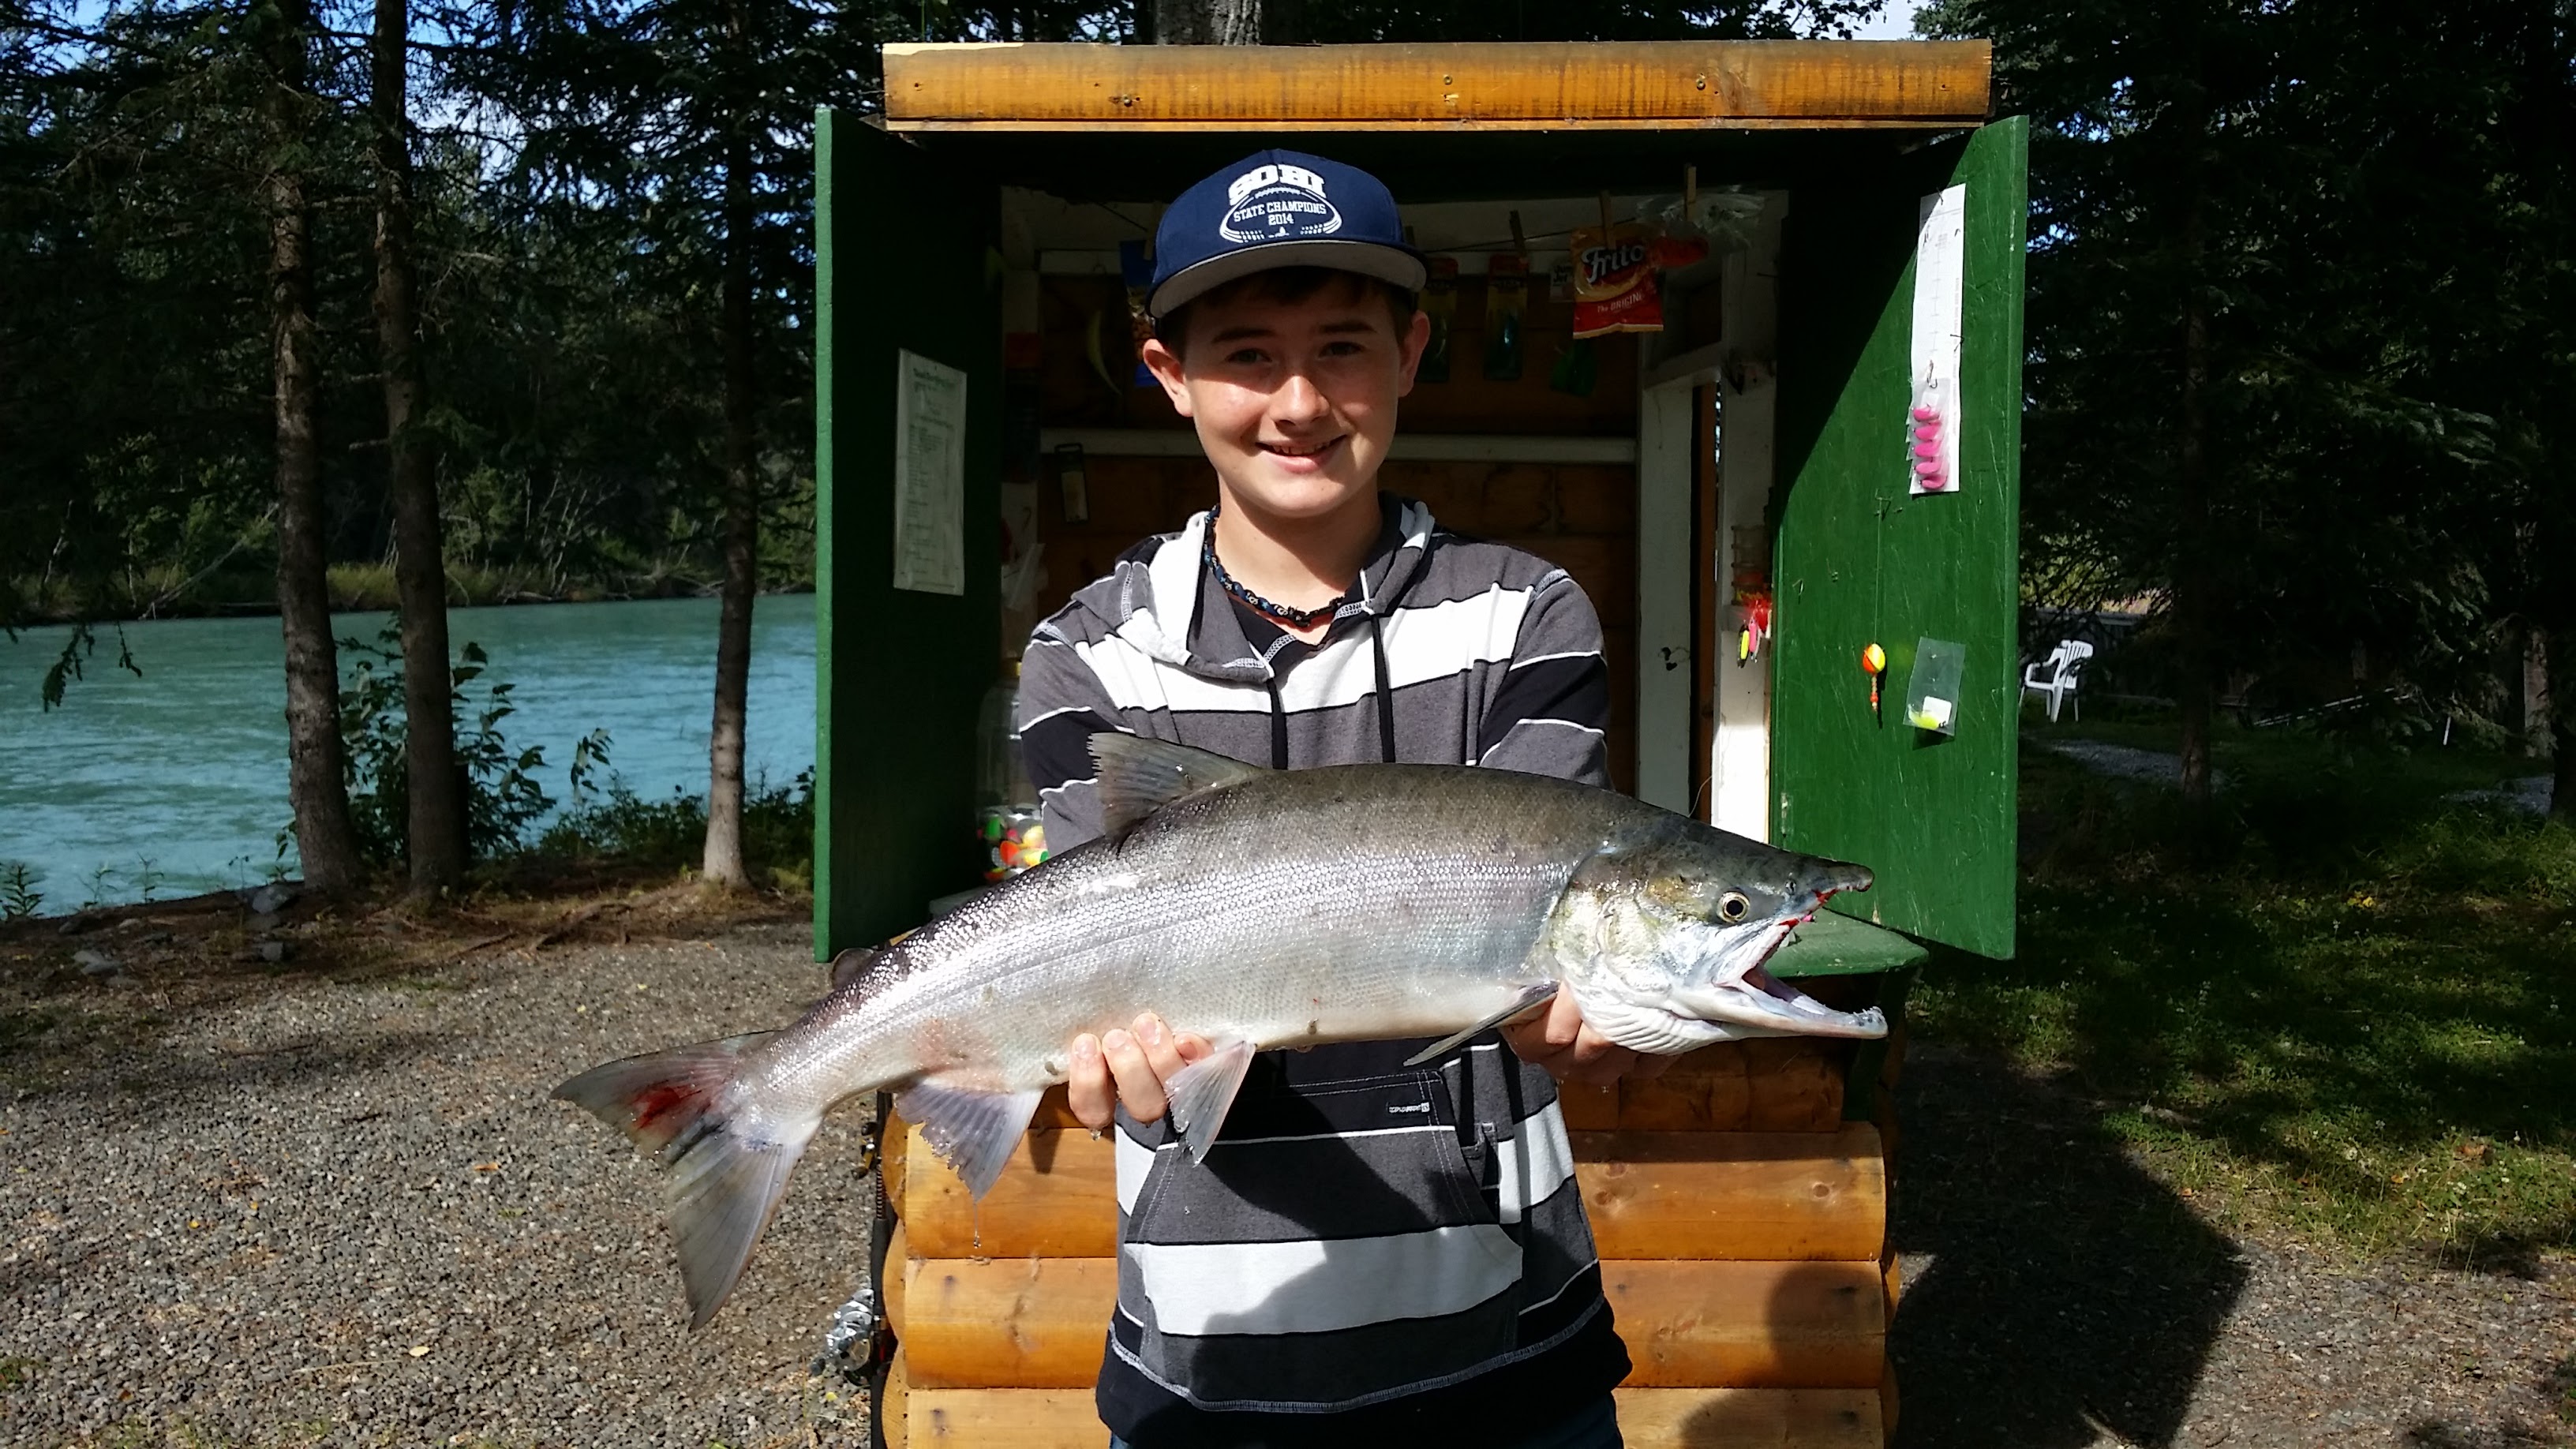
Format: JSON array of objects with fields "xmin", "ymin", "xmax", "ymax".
[{"xmin": 558, "ymin": 736, "xmax": 1884, "ymax": 1326}]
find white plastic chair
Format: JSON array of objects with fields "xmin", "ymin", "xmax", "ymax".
[{"xmin": 2020, "ymin": 640, "xmax": 2093, "ymax": 722}]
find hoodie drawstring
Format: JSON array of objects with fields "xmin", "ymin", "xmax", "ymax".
[
  {"xmin": 1267, "ymin": 679, "xmax": 1290, "ymax": 769},
  {"xmin": 1370, "ymin": 616, "xmax": 1397, "ymax": 764},
  {"xmin": 1265, "ymin": 618, "xmax": 1395, "ymax": 769}
]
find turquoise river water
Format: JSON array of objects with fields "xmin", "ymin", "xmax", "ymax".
[{"xmin": 0, "ymin": 596, "xmax": 816, "ymax": 909}]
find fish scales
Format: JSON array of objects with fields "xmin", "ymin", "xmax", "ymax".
[
  {"xmin": 554, "ymin": 738, "xmax": 1886, "ymax": 1327},
  {"xmin": 760, "ymin": 764, "xmax": 1612, "ymax": 1110}
]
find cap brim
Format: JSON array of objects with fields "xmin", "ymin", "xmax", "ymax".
[{"xmin": 1146, "ymin": 239, "xmax": 1428, "ymax": 320}]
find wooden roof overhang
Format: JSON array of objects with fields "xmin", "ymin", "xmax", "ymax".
[{"xmin": 876, "ymin": 40, "xmax": 1996, "ymax": 199}]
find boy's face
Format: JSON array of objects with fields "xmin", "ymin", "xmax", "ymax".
[{"xmin": 1140, "ymin": 275, "xmax": 1432, "ymax": 529}]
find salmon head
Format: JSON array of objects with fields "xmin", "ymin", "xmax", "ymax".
[{"xmin": 1541, "ymin": 819, "xmax": 1887, "ymax": 1054}]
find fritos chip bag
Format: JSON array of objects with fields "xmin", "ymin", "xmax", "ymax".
[{"xmin": 1570, "ymin": 221, "xmax": 1709, "ymax": 339}]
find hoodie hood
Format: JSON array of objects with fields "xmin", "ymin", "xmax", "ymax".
[{"xmin": 1068, "ymin": 494, "xmax": 1439, "ymax": 685}]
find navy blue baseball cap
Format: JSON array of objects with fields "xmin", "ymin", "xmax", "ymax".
[{"xmin": 1147, "ymin": 150, "xmax": 1426, "ymax": 320}]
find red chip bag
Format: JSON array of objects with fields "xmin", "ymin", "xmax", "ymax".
[{"xmin": 1569, "ymin": 221, "xmax": 1709, "ymax": 339}]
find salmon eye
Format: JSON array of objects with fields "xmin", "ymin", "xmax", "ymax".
[{"xmin": 1717, "ymin": 892, "xmax": 1751, "ymax": 923}]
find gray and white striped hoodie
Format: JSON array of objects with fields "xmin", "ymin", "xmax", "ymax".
[{"xmin": 1019, "ymin": 495, "xmax": 1632, "ymax": 1447}]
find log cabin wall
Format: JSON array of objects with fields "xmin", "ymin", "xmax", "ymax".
[
  {"xmin": 876, "ymin": 1031, "xmax": 1904, "ymax": 1449},
  {"xmin": 1023, "ymin": 272, "xmax": 1645, "ymax": 790}
]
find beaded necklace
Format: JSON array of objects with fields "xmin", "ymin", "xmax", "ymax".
[{"xmin": 1200, "ymin": 500, "xmax": 1354, "ymax": 631}]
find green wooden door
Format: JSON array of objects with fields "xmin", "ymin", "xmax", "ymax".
[
  {"xmin": 1770, "ymin": 117, "xmax": 2027, "ymax": 960},
  {"xmin": 813, "ymin": 111, "xmax": 1002, "ymax": 959}
]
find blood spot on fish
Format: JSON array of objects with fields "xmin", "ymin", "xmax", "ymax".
[{"xmin": 631, "ymin": 1083, "xmax": 701, "ymax": 1131}]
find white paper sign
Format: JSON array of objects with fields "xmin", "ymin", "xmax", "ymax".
[
  {"xmin": 1909, "ymin": 184, "xmax": 1967, "ymax": 496},
  {"xmin": 893, "ymin": 350, "xmax": 968, "ymax": 595}
]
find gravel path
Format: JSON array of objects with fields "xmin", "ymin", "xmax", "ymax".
[
  {"xmin": 1, "ymin": 908, "xmax": 873, "ymax": 1448},
  {"xmin": 2028, "ymin": 733, "xmax": 2559, "ymax": 817},
  {"xmin": 2449, "ymin": 776, "xmax": 2558, "ymax": 816},
  {"xmin": 2024, "ymin": 736, "xmax": 2229, "ymax": 790},
  {"xmin": 3, "ymin": 905, "xmax": 2568, "ymax": 1447}
]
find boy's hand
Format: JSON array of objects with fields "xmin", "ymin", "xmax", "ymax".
[
  {"xmin": 1068, "ymin": 1013, "xmax": 1215, "ymax": 1132},
  {"xmin": 1500, "ymin": 991, "xmax": 1678, "ymax": 1086}
]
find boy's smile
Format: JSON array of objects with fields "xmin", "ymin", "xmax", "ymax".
[{"xmin": 1141, "ymin": 276, "xmax": 1431, "ymax": 536}]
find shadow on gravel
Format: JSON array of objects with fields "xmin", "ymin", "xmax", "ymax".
[
  {"xmin": 17, "ymin": 1027, "xmax": 458, "ymax": 1129},
  {"xmin": 2403, "ymin": 1421, "xmax": 2567, "ymax": 1448},
  {"xmin": 2398, "ymin": 1352, "xmax": 2576, "ymax": 1447},
  {"xmin": 1891, "ymin": 1044, "xmax": 2247, "ymax": 1448}
]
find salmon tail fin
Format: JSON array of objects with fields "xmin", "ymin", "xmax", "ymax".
[
  {"xmin": 554, "ymin": 1032, "xmax": 815, "ymax": 1328},
  {"xmin": 662, "ymin": 1110, "xmax": 816, "ymax": 1327}
]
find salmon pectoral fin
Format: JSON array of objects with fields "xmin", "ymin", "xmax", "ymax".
[
  {"xmin": 896, "ymin": 1081, "xmax": 1046, "ymax": 1200},
  {"xmin": 1165, "ymin": 1039, "xmax": 1256, "ymax": 1163},
  {"xmin": 553, "ymin": 1033, "xmax": 814, "ymax": 1330},
  {"xmin": 1401, "ymin": 981, "xmax": 1561, "ymax": 1068}
]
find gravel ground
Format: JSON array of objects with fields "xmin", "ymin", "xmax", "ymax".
[
  {"xmin": 0, "ymin": 904, "xmax": 874, "ymax": 1448},
  {"xmin": 1892, "ymin": 1043, "xmax": 2576, "ymax": 1448},
  {"xmin": 2, "ymin": 901, "xmax": 2569, "ymax": 1447}
]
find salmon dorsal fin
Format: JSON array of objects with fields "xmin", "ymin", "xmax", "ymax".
[{"xmin": 1088, "ymin": 734, "xmax": 1266, "ymax": 839}]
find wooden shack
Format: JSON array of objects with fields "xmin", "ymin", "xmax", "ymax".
[{"xmin": 811, "ymin": 38, "xmax": 2026, "ymax": 1449}]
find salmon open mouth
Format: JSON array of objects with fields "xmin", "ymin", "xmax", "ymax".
[
  {"xmin": 1684, "ymin": 905, "xmax": 1888, "ymax": 1040},
  {"xmin": 1705, "ymin": 957, "xmax": 1888, "ymax": 1038}
]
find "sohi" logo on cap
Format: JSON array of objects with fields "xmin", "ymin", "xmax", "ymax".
[{"xmin": 1220, "ymin": 162, "xmax": 1343, "ymax": 244}]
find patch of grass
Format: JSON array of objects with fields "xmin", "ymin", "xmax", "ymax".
[{"xmin": 1916, "ymin": 736, "xmax": 2576, "ymax": 1267}]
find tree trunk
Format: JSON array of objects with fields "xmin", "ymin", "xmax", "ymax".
[
  {"xmin": 267, "ymin": 0, "xmax": 363, "ymax": 895},
  {"xmin": 1154, "ymin": 0, "xmax": 1261, "ymax": 43},
  {"xmin": 2511, "ymin": 0, "xmax": 2575, "ymax": 822},
  {"xmin": 701, "ymin": 30, "xmax": 758, "ymax": 890},
  {"xmin": 2174, "ymin": 283, "xmax": 2215, "ymax": 808},
  {"xmin": 373, "ymin": 0, "xmax": 465, "ymax": 899},
  {"xmin": 2172, "ymin": 59, "xmax": 2216, "ymax": 811},
  {"xmin": 2522, "ymin": 625, "xmax": 2552, "ymax": 758},
  {"xmin": 2545, "ymin": 626, "xmax": 2574, "ymax": 823}
]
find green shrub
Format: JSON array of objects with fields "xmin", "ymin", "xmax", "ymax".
[
  {"xmin": 535, "ymin": 769, "xmax": 814, "ymax": 887},
  {"xmin": 338, "ymin": 628, "xmax": 556, "ymax": 867}
]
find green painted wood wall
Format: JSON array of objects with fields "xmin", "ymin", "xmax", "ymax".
[
  {"xmin": 813, "ymin": 111, "xmax": 1003, "ymax": 959},
  {"xmin": 1771, "ymin": 118, "xmax": 2027, "ymax": 960}
]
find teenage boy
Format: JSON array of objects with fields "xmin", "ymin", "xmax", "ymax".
[{"xmin": 1018, "ymin": 152, "xmax": 1662, "ymax": 1449}]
